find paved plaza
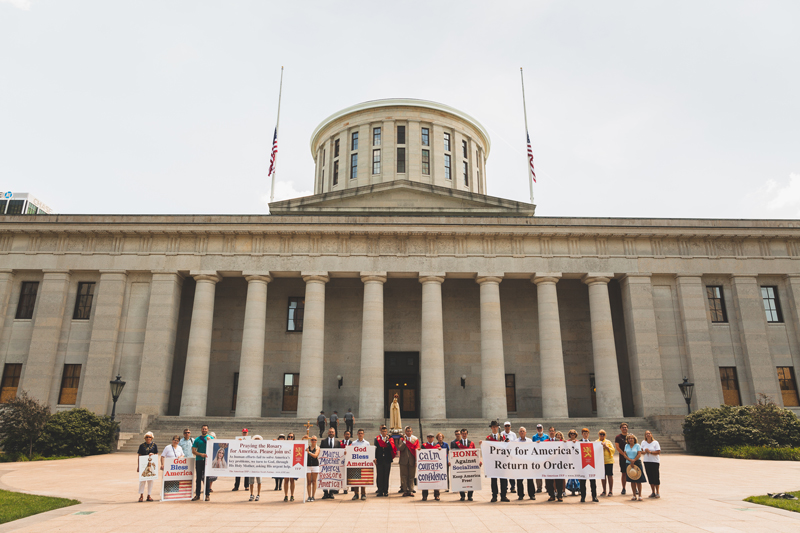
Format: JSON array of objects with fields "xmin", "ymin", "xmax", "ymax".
[{"xmin": 1, "ymin": 453, "xmax": 800, "ymax": 532}]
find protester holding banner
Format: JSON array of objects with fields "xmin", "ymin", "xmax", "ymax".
[
  {"xmin": 579, "ymin": 428, "xmax": 599, "ymax": 503},
  {"xmin": 247, "ymin": 435, "xmax": 263, "ymax": 502},
  {"xmin": 306, "ymin": 436, "xmax": 321, "ymax": 501},
  {"xmin": 565, "ymin": 430, "xmax": 581, "ymax": 497},
  {"xmin": 233, "ymin": 428, "xmax": 250, "ymax": 492},
  {"xmin": 137, "ymin": 432, "xmax": 158, "ymax": 502},
  {"xmin": 435, "ymin": 433, "xmax": 449, "ymax": 492},
  {"xmin": 398, "ymin": 426, "xmax": 419, "ymax": 497},
  {"xmin": 597, "ymin": 430, "xmax": 615, "ymax": 496},
  {"xmin": 642, "ymin": 430, "xmax": 661, "ymax": 499},
  {"xmin": 420, "ymin": 434, "xmax": 442, "ymax": 501},
  {"xmin": 545, "ymin": 431, "xmax": 566, "ymax": 502},
  {"xmin": 284, "ymin": 433, "xmax": 297, "ymax": 502},
  {"xmin": 532, "ymin": 424, "xmax": 549, "ymax": 494},
  {"xmin": 483, "ymin": 421, "xmax": 509, "ymax": 502},
  {"xmin": 453, "ymin": 429, "xmax": 477, "ymax": 501},
  {"xmin": 349, "ymin": 429, "xmax": 371, "ymax": 500},
  {"xmin": 191, "ymin": 425, "xmax": 211, "ymax": 501},
  {"xmin": 624, "ymin": 433, "xmax": 646, "ymax": 501},
  {"xmin": 374, "ymin": 425, "xmax": 396, "ymax": 497},
  {"xmin": 160, "ymin": 435, "xmax": 185, "ymax": 469},
  {"xmin": 514, "ymin": 427, "xmax": 535, "ymax": 501},
  {"xmin": 320, "ymin": 428, "xmax": 343, "ymax": 499}
]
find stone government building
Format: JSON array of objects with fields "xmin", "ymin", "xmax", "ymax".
[{"xmin": 1, "ymin": 99, "xmax": 800, "ymax": 437}]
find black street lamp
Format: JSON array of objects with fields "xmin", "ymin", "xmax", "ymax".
[
  {"xmin": 109, "ymin": 375, "xmax": 126, "ymax": 421},
  {"xmin": 678, "ymin": 377, "xmax": 695, "ymax": 414}
]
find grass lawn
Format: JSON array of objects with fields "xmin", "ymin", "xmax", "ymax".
[
  {"xmin": 0, "ymin": 489, "xmax": 80, "ymax": 524},
  {"xmin": 745, "ymin": 490, "xmax": 800, "ymax": 513}
]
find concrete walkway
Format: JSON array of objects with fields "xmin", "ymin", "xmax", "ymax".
[{"xmin": 1, "ymin": 453, "xmax": 800, "ymax": 532}]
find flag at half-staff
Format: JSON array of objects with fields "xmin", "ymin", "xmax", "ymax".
[
  {"xmin": 268, "ymin": 66, "xmax": 284, "ymax": 203},
  {"xmin": 526, "ymin": 132, "xmax": 537, "ymax": 183},
  {"xmin": 520, "ymin": 67, "xmax": 536, "ymax": 204},
  {"xmin": 268, "ymin": 127, "xmax": 278, "ymax": 177}
]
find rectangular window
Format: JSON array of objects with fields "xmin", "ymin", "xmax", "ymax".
[
  {"xmin": 462, "ymin": 140, "xmax": 467, "ymax": 158},
  {"xmin": 350, "ymin": 153, "xmax": 358, "ymax": 179},
  {"xmin": 333, "ymin": 161, "xmax": 339, "ymax": 186},
  {"xmin": 322, "ymin": 148, "xmax": 326, "ymax": 163},
  {"xmin": 397, "ymin": 147, "xmax": 406, "ymax": 173},
  {"xmin": 397, "ymin": 126, "xmax": 405, "ymax": 145},
  {"xmin": 26, "ymin": 203, "xmax": 37, "ymax": 215},
  {"xmin": 6, "ymin": 200, "xmax": 24, "ymax": 215},
  {"xmin": 505, "ymin": 374, "xmax": 517, "ymax": 413},
  {"xmin": 58, "ymin": 364, "xmax": 81, "ymax": 405},
  {"xmin": 282, "ymin": 373, "xmax": 300, "ymax": 411},
  {"xmin": 0, "ymin": 364, "xmax": 22, "ymax": 404},
  {"xmin": 334, "ymin": 139, "xmax": 340, "ymax": 158},
  {"xmin": 372, "ymin": 149, "xmax": 381, "ymax": 174},
  {"xmin": 761, "ymin": 286, "xmax": 783, "ymax": 323},
  {"xmin": 443, "ymin": 132, "xmax": 450, "ymax": 152},
  {"xmin": 719, "ymin": 367, "xmax": 741, "ymax": 406},
  {"xmin": 421, "ymin": 127, "xmax": 429, "ymax": 146},
  {"xmin": 373, "ymin": 127, "xmax": 381, "ymax": 146},
  {"xmin": 15, "ymin": 281, "xmax": 38, "ymax": 319},
  {"xmin": 444, "ymin": 154, "xmax": 451, "ymax": 180},
  {"xmin": 0, "ymin": 200, "xmax": 6, "ymax": 214},
  {"xmin": 72, "ymin": 282, "xmax": 96, "ymax": 320},
  {"xmin": 351, "ymin": 131, "xmax": 358, "ymax": 151},
  {"xmin": 421, "ymin": 150, "xmax": 430, "ymax": 175},
  {"xmin": 778, "ymin": 367, "xmax": 800, "ymax": 407},
  {"xmin": 706, "ymin": 286, "xmax": 727, "ymax": 323},
  {"xmin": 232, "ymin": 372, "xmax": 239, "ymax": 411},
  {"xmin": 463, "ymin": 161, "xmax": 469, "ymax": 186},
  {"xmin": 287, "ymin": 297, "xmax": 305, "ymax": 331},
  {"xmin": 476, "ymin": 169, "xmax": 480, "ymax": 187}
]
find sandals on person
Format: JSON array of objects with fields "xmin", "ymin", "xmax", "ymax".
[
  {"xmin": 146, "ymin": 496, "xmax": 153, "ymax": 502},
  {"xmin": 138, "ymin": 495, "xmax": 143, "ymax": 502}
]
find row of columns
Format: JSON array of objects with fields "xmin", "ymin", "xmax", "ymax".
[{"xmin": 176, "ymin": 270, "xmax": 625, "ymax": 419}]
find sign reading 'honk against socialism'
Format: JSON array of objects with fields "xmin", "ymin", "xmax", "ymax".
[
  {"xmin": 449, "ymin": 448, "xmax": 482, "ymax": 492},
  {"xmin": 481, "ymin": 441, "xmax": 604, "ymax": 480}
]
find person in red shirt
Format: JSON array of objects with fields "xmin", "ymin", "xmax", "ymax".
[
  {"xmin": 398, "ymin": 426, "xmax": 420, "ymax": 497},
  {"xmin": 420, "ymin": 434, "xmax": 442, "ymax": 501},
  {"xmin": 374, "ymin": 425, "xmax": 396, "ymax": 497},
  {"xmin": 481, "ymin": 421, "xmax": 510, "ymax": 502},
  {"xmin": 452, "ymin": 429, "xmax": 478, "ymax": 501}
]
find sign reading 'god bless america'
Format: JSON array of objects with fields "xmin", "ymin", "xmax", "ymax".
[{"xmin": 481, "ymin": 441, "xmax": 603, "ymax": 480}]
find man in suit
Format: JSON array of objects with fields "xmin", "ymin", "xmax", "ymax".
[
  {"xmin": 450, "ymin": 429, "xmax": 462, "ymax": 450},
  {"xmin": 374, "ymin": 425, "xmax": 396, "ymax": 497},
  {"xmin": 453, "ymin": 428, "xmax": 477, "ymax": 501},
  {"xmin": 320, "ymin": 427, "xmax": 343, "ymax": 499},
  {"xmin": 483, "ymin": 420, "xmax": 510, "ymax": 502},
  {"xmin": 579, "ymin": 428, "xmax": 599, "ymax": 503},
  {"xmin": 397, "ymin": 426, "xmax": 419, "ymax": 497}
]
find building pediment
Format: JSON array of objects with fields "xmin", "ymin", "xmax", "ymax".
[{"xmin": 268, "ymin": 180, "xmax": 536, "ymax": 217}]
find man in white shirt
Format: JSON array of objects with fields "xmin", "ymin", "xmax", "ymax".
[
  {"xmin": 515, "ymin": 427, "xmax": 535, "ymax": 500},
  {"xmin": 351, "ymin": 429, "xmax": 370, "ymax": 500},
  {"xmin": 502, "ymin": 422, "xmax": 517, "ymax": 493},
  {"xmin": 579, "ymin": 428, "xmax": 599, "ymax": 502}
]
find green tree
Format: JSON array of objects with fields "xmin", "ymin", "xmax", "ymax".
[{"xmin": 0, "ymin": 391, "xmax": 51, "ymax": 459}]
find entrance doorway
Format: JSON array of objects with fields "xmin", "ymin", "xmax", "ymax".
[{"xmin": 384, "ymin": 352, "xmax": 419, "ymax": 418}]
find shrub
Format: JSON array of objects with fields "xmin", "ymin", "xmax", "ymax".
[
  {"xmin": 0, "ymin": 391, "xmax": 51, "ymax": 459},
  {"xmin": 717, "ymin": 445, "xmax": 800, "ymax": 461},
  {"xmin": 683, "ymin": 397, "xmax": 800, "ymax": 456},
  {"xmin": 37, "ymin": 408, "xmax": 117, "ymax": 457}
]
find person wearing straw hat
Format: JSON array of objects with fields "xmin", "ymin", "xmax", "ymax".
[{"xmin": 623, "ymin": 433, "xmax": 646, "ymax": 501}]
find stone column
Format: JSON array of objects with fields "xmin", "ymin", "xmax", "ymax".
[
  {"xmin": 419, "ymin": 274, "xmax": 447, "ymax": 419},
  {"xmin": 731, "ymin": 275, "xmax": 781, "ymax": 404},
  {"xmin": 296, "ymin": 273, "xmax": 329, "ymax": 419},
  {"xmin": 583, "ymin": 273, "xmax": 624, "ymax": 418},
  {"xmin": 359, "ymin": 272, "xmax": 386, "ymax": 419},
  {"xmin": 620, "ymin": 274, "xmax": 666, "ymax": 417},
  {"xmin": 477, "ymin": 275, "xmax": 508, "ymax": 419},
  {"xmin": 179, "ymin": 273, "xmax": 221, "ymax": 416},
  {"xmin": 80, "ymin": 271, "xmax": 128, "ymax": 414},
  {"xmin": 136, "ymin": 272, "xmax": 184, "ymax": 415},
  {"xmin": 675, "ymin": 275, "xmax": 722, "ymax": 409},
  {"xmin": 0, "ymin": 270, "xmax": 14, "ymax": 367},
  {"xmin": 532, "ymin": 274, "xmax": 569, "ymax": 418},
  {"xmin": 786, "ymin": 275, "xmax": 800, "ymax": 362},
  {"xmin": 235, "ymin": 274, "xmax": 272, "ymax": 418},
  {"xmin": 20, "ymin": 270, "xmax": 71, "ymax": 406}
]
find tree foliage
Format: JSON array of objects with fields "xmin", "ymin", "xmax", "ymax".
[
  {"xmin": 37, "ymin": 408, "xmax": 117, "ymax": 457},
  {"xmin": 0, "ymin": 391, "xmax": 51, "ymax": 459}
]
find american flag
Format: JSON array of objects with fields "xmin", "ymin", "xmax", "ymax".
[
  {"xmin": 526, "ymin": 132, "xmax": 537, "ymax": 183},
  {"xmin": 346, "ymin": 467, "xmax": 374, "ymax": 486},
  {"xmin": 268, "ymin": 127, "xmax": 278, "ymax": 177},
  {"xmin": 163, "ymin": 480, "xmax": 193, "ymax": 500}
]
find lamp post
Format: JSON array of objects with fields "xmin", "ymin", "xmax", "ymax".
[
  {"xmin": 678, "ymin": 377, "xmax": 694, "ymax": 415},
  {"xmin": 109, "ymin": 374, "xmax": 126, "ymax": 421}
]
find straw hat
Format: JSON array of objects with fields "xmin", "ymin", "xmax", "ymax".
[{"xmin": 626, "ymin": 463, "xmax": 642, "ymax": 481}]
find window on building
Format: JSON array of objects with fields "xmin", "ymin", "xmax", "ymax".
[
  {"xmin": 6, "ymin": 200, "xmax": 24, "ymax": 215},
  {"xmin": 421, "ymin": 150, "xmax": 430, "ymax": 175},
  {"xmin": 15, "ymin": 281, "xmax": 38, "ymax": 319},
  {"xmin": 322, "ymin": 148, "xmax": 326, "ymax": 163},
  {"xmin": 282, "ymin": 373, "xmax": 300, "ymax": 411},
  {"xmin": 351, "ymin": 131, "xmax": 358, "ymax": 151},
  {"xmin": 350, "ymin": 153, "xmax": 358, "ymax": 179},
  {"xmin": 397, "ymin": 125, "xmax": 405, "ymax": 145},
  {"xmin": 476, "ymin": 170, "xmax": 480, "ymax": 187},
  {"xmin": 505, "ymin": 374, "xmax": 517, "ymax": 412},
  {"xmin": 334, "ymin": 138, "xmax": 340, "ymax": 158},
  {"xmin": 444, "ymin": 154, "xmax": 451, "ymax": 180},
  {"xmin": 232, "ymin": 372, "xmax": 239, "ymax": 411},
  {"xmin": 443, "ymin": 132, "xmax": 451, "ymax": 152},
  {"xmin": 0, "ymin": 364, "xmax": 22, "ymax": 404},
  {"xmin": 372, "ymin": 149, "xmax": 381, "ymax": 174},
  {"xmin": 58, "ymin": 364, "xmax": 81, "ymax": 405},
  {"xmin": 72, "ymin": 282, "xmax": 96, "ymax": 320},
  {"xmin": 397, "ymin": 147, "xmax": 406, "ymax": 173},
  {"xmin": 287, "ymin": 297, "xmax": 305, "ymax": 331},
  {"xmin": 706, "ymin": 286, "xmax": 727, "ymax": 323},
  {"xmin": 421, "ymin": 127, "xmax": 429, "ymax": 146},
  {"xmin": 0, "ymin": 200, "xmax": 6, "ymax": 214},
  {"xmin": 719, "ymin": 367, "xmax": 741, "ymax": 406},
  {"xmin": 778, "ymin": 367, "xmax": 800, "ymax": 407},
  {"xmin": 26, "ymin": 203, "xmax": 37, "ymax": 214},
  {"xmin": 463, "ymin": 161, "xmax": 469, "ymax": 186},
  {"xmin": 761, "ymin": 286, "xmax": 783, "ymax": 323},
  {"xmin": 333, "ymin": 161, "xmax": 339, "ymax": 186},
  {"xmin": 373, "ymin": 127, "xmax": 381, "ymax": 146},
  {"xmin": 462, "ymin": 140, "xmax": 467, "ymax": 158}
]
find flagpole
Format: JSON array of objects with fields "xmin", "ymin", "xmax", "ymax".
[
  {"xmin": 269, "ymin": 66, "xmax": 284, "ymax": 203},
  {"xmin": 520, "ymin": 67, "xmax": 534, "ymax": 205}
]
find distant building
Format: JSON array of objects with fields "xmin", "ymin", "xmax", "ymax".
[{"xmin": 1, "ymin": 192, "xmax": 53, "ymax": 215}]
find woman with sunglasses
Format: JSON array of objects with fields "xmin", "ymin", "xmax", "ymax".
[{"xmin": 137, "ymin": 432, "xmax": 158, "ymax": 502}]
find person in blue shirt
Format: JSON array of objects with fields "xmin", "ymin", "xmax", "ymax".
[
  {"xmin": 624, "ymin": 433, "xmax": 647, "ymax": 501},
  {"xmin": 531, "ymin": 424, "xmax": 549, "ymax": 494}
]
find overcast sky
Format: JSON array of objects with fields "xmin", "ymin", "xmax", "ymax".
[{"xmin": 1, "ymin": 1, "xmax": 798, "ymax": 219}]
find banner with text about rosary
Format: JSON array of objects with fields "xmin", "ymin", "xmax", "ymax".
[
  {"xmin": 481, "ymin": 441, "xmax": 604, "ymax": 480},
  {"xmin": 206, "ymin": 440, "xmax": 307, "ymax": 478}
]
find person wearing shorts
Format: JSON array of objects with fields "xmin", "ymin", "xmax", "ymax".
[
  {"xmin": 306, "ymin": 436, "xmax": 321, "ymax": 501},
  {"xmin": 597, "ymin": 429, "xmax": 615, "ymax": 496},
  {"xmin": 614, "ymin": 423, "xmax": 629, "ymax": 495}
]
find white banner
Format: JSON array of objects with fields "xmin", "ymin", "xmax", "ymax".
[
  {"xmin": 138, "ymin": 455, "xmax": 159, "ymax": 482},
  {"xmin": 206, "ymin": 439, "xmax": 307, "ymax": 478},
  {"xmin": 317, "ymin": 449, "xmax": 346, "ymax": 491},
  {"xmin": 449, "ymin": 448, "xmax": 482, "ymax": 492},
  {"xmin": 161, "ymin": 457, "xmax": 194, "ymax": 501},
  {"xmin": 481, "ymin": 441, "xmax": 603, "ymax": 480},
  {"xmin": 345, "ymin": 444, "xmax": 375, "ymax": 487},
  {"xmin": 416, "ymin": 448, "xmax": 448, "ymax": 491}
]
